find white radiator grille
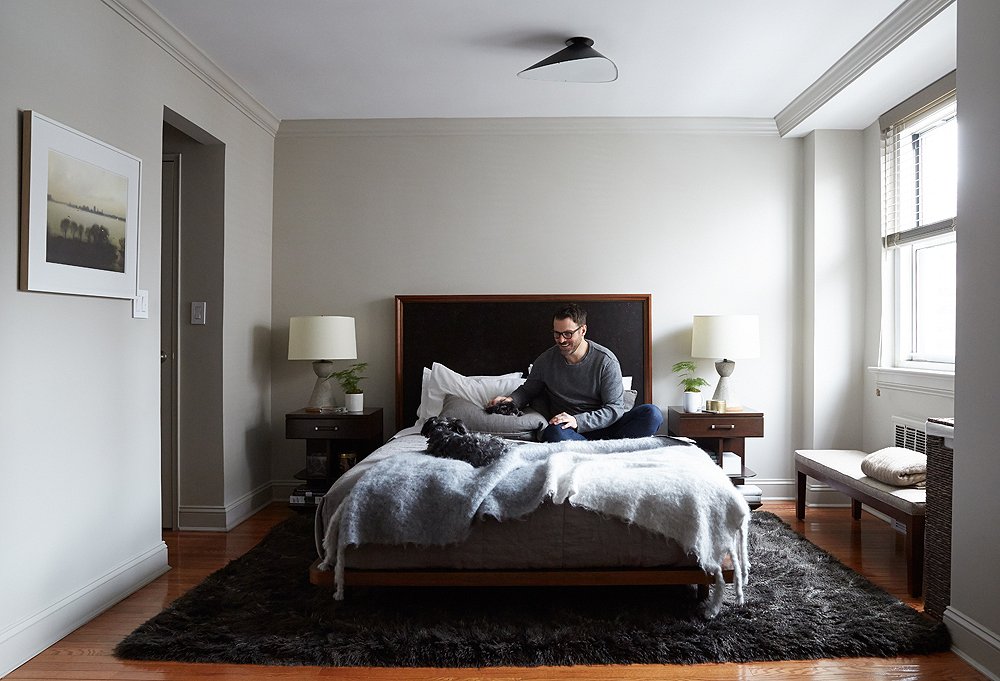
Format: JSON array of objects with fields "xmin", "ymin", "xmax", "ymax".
[{"xmin": 892, "ymin": 415, "xmax": 927, "ymax": 453}]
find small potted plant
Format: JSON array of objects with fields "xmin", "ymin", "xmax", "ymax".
[
  {"xmin": 671, "ymin": 361, "xmax": 710, "ymax": 413},
  {"xmin": 328, "ymin": 362, "xmax": 367, "ymax": 412}
]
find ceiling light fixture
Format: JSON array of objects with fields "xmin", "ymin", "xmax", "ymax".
[{"xmin": 517, "ymin": 36, "xmax": 618, "ymax": 83}]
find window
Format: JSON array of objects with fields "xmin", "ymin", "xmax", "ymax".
[{"xmin": 881, "ymin": 83, "xmax": 957, "ymax": 372}]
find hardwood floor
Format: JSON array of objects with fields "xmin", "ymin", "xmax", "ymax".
[{"xmin": 7, "ymin": 501, "xmax": 986, "ymax": 681}]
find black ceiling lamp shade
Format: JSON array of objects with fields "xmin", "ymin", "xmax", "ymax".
[{"xmin": 517, "ymin": 37, "xmax": 618, "ymax": 83}]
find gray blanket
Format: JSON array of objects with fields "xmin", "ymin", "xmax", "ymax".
[{"xmin": 320, "ymin": 435, "xmax": 750, "ymax": 616}]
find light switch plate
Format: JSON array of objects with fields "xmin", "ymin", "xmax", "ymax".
[
  {"xmin": 191, "ymin": 301, "xmax": 207, "ymax": 325},
  {"xmin": 132, "ymin": 289, "xmax": 149, "ymax": 319}
]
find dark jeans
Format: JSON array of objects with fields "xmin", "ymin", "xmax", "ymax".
[{"xmin": 540, "ymin": 404, "xmax": 664, "ymax": 442}]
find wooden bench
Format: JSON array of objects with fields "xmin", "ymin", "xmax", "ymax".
[{"xmin": 795, "ymin": 449, "xmax": 926, "ymax": 597}]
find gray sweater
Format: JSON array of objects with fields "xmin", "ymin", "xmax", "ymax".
[{"xmin": 509, "ymin": 340, "xmax": 625, "ymax": 432}]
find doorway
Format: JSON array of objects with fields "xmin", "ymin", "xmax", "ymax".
[
  {"xmin": 161, "ymin": 109, "xmax": 225, "ymax": 530},
  {"xmin": 161, "ymin": 153, "xmax": 180, "ymax": 529}
]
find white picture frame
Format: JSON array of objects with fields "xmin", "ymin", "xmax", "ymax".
[{"xmin": 19, "ymin": 110, "xmax": 141, "ymax": 299}]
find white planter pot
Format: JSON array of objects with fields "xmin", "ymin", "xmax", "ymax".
[
  {"xmin": 682, "ymin": 391, "xmax": 702, "ymax": 413},
  {"xmin": 345, "ymin": 393, "xmax": 364, "ymax": 413}
]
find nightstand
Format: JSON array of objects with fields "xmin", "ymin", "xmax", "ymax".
[
  {"xmin": 666, "ymin": 406, "xmax": 764, "ymax": 477},
  {"xmin": 285, "ymin": 407, "xmax": 384, "ymax": 508}
]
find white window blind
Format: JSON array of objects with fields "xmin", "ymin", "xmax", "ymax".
[{"xmin": 881, "ymin": 73, "xmax": 957, "ymax": 249}]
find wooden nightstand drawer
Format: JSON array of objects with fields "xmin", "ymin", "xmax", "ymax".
[
  {"xmin": 285, "ymin": 408, "xmax": 384, "ymax": 508},
  {"xmin": 667, "ymin": 409, "xmax": 763, "ymax": 439},
  {"xmin": 672, "ymin": 416, "xmax": 763, "ymax": 439},
  {"xmin": 666, "ymin": 407, "xmax": 764, "ymax": 477},
  {"xmin": 286, "ymin": 416, "xmax": 378, "ymax": 439}
]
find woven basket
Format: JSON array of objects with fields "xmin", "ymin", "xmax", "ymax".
[{"xmin": 924, "ymin": 428, "xmax": 954, "ymax": 620}]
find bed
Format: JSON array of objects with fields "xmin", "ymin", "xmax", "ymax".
[{"xmin": 311, "ymin": 294, "xmax": 750, "ymax": 615}]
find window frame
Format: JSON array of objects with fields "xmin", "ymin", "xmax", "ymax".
[
  {"xmin": 879, "ymin": 77, "xmax": 957, "ymax": 375},
  {"xmin": 892, "ymin": 230, "xmax": 956, "ymax": 371}
]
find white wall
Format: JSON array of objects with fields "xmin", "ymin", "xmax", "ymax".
[
  {"xmin": 271, "ymin": 118, "xmax": 803, "ymax": 500},
  {"xmin": 948, "ymin": 1, "xmax": 1000, "ymax": 675},
  {"xmin": 801, "ymin": 130, "xmax": 866, "ymax": 451},
  {"xmin": 0, "ymin": 1, "xmax": 274, "ymax": 674}
]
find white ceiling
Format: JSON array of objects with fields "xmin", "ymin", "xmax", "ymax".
[{"xmin": 144, "ymin": 0, "xmax": 956, "ymax": 135}]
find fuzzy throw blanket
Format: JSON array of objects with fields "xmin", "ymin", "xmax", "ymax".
[{"xmin": 320, "ymin": 436, "xmax": 750, "ymax": 617}]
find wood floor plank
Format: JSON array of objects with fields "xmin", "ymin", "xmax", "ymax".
[{"xmin": 6, "ymin": 501, "xmax": 987, "ymax": 680}]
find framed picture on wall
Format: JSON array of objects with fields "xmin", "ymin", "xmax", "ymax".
[{"xmin": 19, "ymin": 110, "xmax": 141, "ymax": 299}]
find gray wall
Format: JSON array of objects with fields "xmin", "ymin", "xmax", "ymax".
[
  {"xmin": 0, "ymin": 1, "xmax": 274, "ymax": 673},
  {"xmin": 271, "ymin": 118, "xmax": 805, "ymax": 499},
  {"xmin": 949, "ymin": 0, "xmax": 1000, "ymax": 671}
]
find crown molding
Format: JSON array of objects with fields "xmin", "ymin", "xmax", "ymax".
[
  {"xmin": 277, "ymin": 117, "xmax": 780, "ymax": 139},
  {"xmin": 774, "ymin": 0, "xmax": 954, "ymax": 137},
  {"xmin": 101, "ymin": 0, "xmax": 280, "ymax": 136}
]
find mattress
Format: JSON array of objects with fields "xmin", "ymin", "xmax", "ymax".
[{"xmin": 317, "ymin": 431, "xmax": 694, "ymax": 570}]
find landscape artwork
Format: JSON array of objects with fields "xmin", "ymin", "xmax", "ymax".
[
  {"xmin": 46, "ymin": 149, "xmax": 128, "ymax": 273},
  {"xmin": 20, "ymin": 111, "xmax": 140, "ymax": 299}
]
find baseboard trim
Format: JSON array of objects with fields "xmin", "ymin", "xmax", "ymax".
[
  {"xmin": 802, "ymin": 481, "xmax": 857, "ymax": 508},
  {"xmin": 0, "ymin": 542, "xmax": 168, "ymax": 678},
  {"xmin": 178, "ymin": 482, "xmax": 275, "ymax": 531},
  {"xmin": 271, "ymin": 479, "xmax": 301, "ymax": 502},
  {"xmin": 944, "ymin": 606, "xmax": 1000, "ymax": 680},
  {"xmin": 747, "ymin": 478, "xmax": 794, "ymax": 503}
]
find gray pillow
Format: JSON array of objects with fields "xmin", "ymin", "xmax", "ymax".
[{"xmin": 439, "ymin": 394, "xmax": 546, "ymax": 441}]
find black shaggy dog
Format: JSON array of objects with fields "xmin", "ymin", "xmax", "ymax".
[
  {"xmin": 421, "ymin": 416, "xmax": 509, "ymax": 467},
  {"xmin": 484, "ymin": 401, "xmax": 523, "ymax": 417}
]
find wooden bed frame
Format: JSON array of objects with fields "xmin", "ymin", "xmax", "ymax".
[{"xmin": 310, "ymin": 293, "xmax": 735, "ymax": 594}]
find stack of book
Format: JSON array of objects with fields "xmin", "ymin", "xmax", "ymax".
[
  {"xmin": 735, "ymin": 484, "xmax": 762, "ymax": 506},
  {"xmin": 289, "ymin": 486, "xmax": 326, "ymax": 506}
]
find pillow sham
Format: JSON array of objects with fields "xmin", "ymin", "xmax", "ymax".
[
  {"xmin": 439, "ymin": 394, "xmax": 546, "ymax": 441},
  {"xmin": 416, "ymin": 363, "xmax": 524, "ymax": 421}
]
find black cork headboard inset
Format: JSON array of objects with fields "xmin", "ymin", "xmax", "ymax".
[{"xmin": 394, "ymin": 294, "xmax": 653, "ymax": 430}]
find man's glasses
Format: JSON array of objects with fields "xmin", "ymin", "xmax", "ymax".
[{"xmin": 552, "ymin": 326, "xmax": 583, "ymax": 340}]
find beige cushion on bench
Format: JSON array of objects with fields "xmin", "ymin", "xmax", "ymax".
[{"xmin": 795, "ymin": 449, "xmax": 926, "ymax": 516}]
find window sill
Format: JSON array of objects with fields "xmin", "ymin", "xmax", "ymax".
[{"xmin": 867, "ymin": 366, "xmax": 954, "ymax": 398}]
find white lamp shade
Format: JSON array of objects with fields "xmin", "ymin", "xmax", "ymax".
[
  {"xmin": 288, "ymin": 316, "xmax": 357, "ymax": 360},
  {"xmin": 691, "ymin": 315, "xmax": 760, "ymax": 360}
]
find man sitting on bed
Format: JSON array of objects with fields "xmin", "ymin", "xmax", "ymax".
[{"xmin": 487, "ymin": 303, "xmax": 664, "ymax": 442}]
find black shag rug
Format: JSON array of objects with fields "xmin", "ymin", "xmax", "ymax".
[{"xmin": 115, "ymin": 511, "xmax": 948, "ymax": 667}]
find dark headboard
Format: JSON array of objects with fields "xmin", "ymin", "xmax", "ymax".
[{"xmin": 395, "ymin": 294, "xmax": 653, "ymax": 428}]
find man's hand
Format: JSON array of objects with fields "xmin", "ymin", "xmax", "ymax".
[
  {"xmin": 550, "ymin": 412, "xmax": 578, "ymax": 430},
  {"xmin": 487, "ymin": 395, "xmax": 513, "ymax": 408}
]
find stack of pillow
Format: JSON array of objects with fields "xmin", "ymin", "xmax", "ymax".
[
  {"xmin": 416, "ymin": 363, "xmax": 543, "ymax": 440},
  {"xmin": 415, "ymin": 362, "xmax": 638, "ymax": 441}
]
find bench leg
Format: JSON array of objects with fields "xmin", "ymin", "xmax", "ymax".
[
  {"xmin": 852, "ymin": 499, "xmax": 862, "ymax": 520},
  {"xmin": 905, "ymin": 515, "xmax": 925, "ymax": 597},
  {"xmin": 796, "ymin": 470, "xmax": 807, "ymax": 520}
]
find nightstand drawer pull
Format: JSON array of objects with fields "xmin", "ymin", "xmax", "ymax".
[
  {"xmin": 710, "ymin": 424, "xmax": 736, "ymax": 430},
  {"xmin": 315, "ymin": 425, "xmax": 340, "ymax": 432}
]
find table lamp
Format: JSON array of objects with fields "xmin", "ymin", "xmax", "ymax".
[
  {"xmin": 691, "ymin": 314, "xmax": 759, "ymax": 411},
  {"xmin": 288, "ymin": 315, "xmax": 357, "ymax": 410}
]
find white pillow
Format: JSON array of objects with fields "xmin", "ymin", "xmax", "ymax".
[
  {"xmin": 622, "ymin": 375, "xmax": 632, "ymax": 390},
  {"xmin": 416, "ymin": 363, "xmax": 524, "ymax": 421}
]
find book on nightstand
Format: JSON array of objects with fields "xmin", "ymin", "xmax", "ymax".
[{"xmin": 289, "ymin": 485, "xmax": 326, "ymax": 506}]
